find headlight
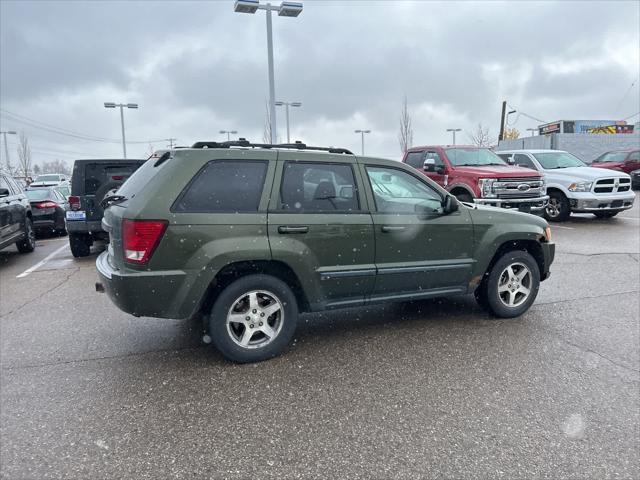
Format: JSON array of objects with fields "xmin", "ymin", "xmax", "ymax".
[
  {"xmin": 478, "ymin": 178, "xmax": 497, "ymax": 198},
  {"xmin": 568, "ymin": 182, "xmax": 592, "ymax": 192}
]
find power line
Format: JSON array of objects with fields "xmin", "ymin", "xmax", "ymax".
[
  {"xmin": 613, "ymin": 78, "xmax": 638, "ymax": 116},
  {"xmin": 508, "ymin": 104, "xmax": 547, "ymax": 124},
  {"xmin": 622, "ymin": 111, "xmax": 639, "ymax": 120}
]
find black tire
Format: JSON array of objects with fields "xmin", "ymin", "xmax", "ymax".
[
  {"xmin": 593, "ymin": 211, "xmax": 619, "ymax": 219},
  {"xmin": 477, "ymin": 250, "xmax": 540, "ymax": 318},
  {"xmin": 208, "ymin": 274, "xmax": 298, "ymax": 363},
  {"xmin": 16, "ymin": 217, "xmax": 36, "ymax": 253},
  {"xmin": 454, "ymin": 192, "xmax": 474, "ymax": 203},
  {"xmin": 69, "ymin": 233, "xmax": 91, "ymax": 257},
  {"xmin": 544, "ymin": 191, "xmax": 571, "ymax": 222},
  {"xmin": 55, "ymin": 212, "xmax": 67, "ymax": 236}
]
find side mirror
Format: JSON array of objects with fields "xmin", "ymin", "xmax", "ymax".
[
  {"xmin": 0, "ymin": 188, "xmax": 9, "ymax": 198},
  {"xmin": 507, "ymin": 156, "xmax": 515, "ymax": 165},
  {"xmin": 442, "ymin": 195, "xmax": 459, "ymax": 214},
  {"xmin": 423, "ymin": 158, "xmax": 436, "ymax": 172}
]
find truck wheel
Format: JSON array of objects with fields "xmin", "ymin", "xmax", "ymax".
[
  {"xmin": 69, "ymin": 233, "xmax": 91, "ymax": 257},
  {"xmin": 454, "ymin": 192, "xmax": 474, "ymax": 203},
  {"xmin": 544, "ymin": 191, "xmax": 570, "ymax": 222},
  {"xmin": 209, "ymin": 274, "xmax": 298, "ymax": 363},
  {"xmin": 593, "ymin": 211, "xmax": 619, "ymax": 219},
  {"xmin": 477, "ymin": 251, "xmax": 540, "ymax": 318},
  {"xmin": 16, "ymin": 217, "xmax": 36, "ymax": 253}
]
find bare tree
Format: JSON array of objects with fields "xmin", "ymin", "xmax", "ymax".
[
  {"xmin": 398, "ymin": 95, "xmax": 413, "ymax": 154},
  {"xmin": 262, "ymin": 100, "xmax": 273, "ymax": 144},
  {"xmin": 41, "ymin": 159, "xmax": 71, "ymax": 175},
  {"xmin": 33, "ymin": 164, "xmax": 41, "ymax": 175},
  {"xmin": 16, "ymin": 132, "xmax": 32, "ymax": 178},
  {"xmin": 504, "ymin": 127, "xmax": 520, "ymax": 140},
  {"xmin": 467, "ymin": 123, "xmax": 494, "ymax": 147}
]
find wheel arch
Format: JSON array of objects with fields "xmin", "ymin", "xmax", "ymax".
[
  {"xmin": 449, "ymin": 184, "xmax": 475, "ymax": 198},
  {"xmin": 481, "ymin": 239, "xmax": 545, "ymax": 288}
]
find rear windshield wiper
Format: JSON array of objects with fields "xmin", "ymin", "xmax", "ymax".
[{"xmin": 100, "ymin": 194, "xmax": 128, "ymax": 209}]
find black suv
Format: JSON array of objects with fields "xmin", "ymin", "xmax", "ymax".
[
  {"xmin": 0, "ymin": 172, "xmax": 36, "ymax": 254},
  {"xmin": 67, "ymin": 159, "xmax": 145, "ymax": 257}
]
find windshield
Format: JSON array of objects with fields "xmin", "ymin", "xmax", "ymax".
[
  {"xmin": 446, "ymin": 148, "xmax": 506, "ymax": 167},
  {"xmin": 533, "ymin": 152, "xmax": 586, "ymax": 169},
  {"xmin": 596, "ymin": 152, "xmax": 628, "ymax": 163},
  {"xmin": 35, "ymin": 175, "xmax": 60, "ymax": 182},
  {"xmin": 26, "ymin": 189, "xmax": 54, "ymax": 201}
]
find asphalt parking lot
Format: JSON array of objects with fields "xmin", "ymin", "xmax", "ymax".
[{"xmin": 1, "ymin": 205, "xmax": 639, "ymax": 479}]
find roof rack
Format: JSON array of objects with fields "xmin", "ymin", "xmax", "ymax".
[{"xmin": 190, "ymin": 138, "xmax": 353, "ymax": 155}]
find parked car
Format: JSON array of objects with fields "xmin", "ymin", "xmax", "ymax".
[
  {"xmin": 402, "ymin": 146, "xmax": 548, "ymax": 212},
  {"xmin": 96, "ymin": 140, "xmax": 555, "ymax": 363},
  {"xmin": 0, "ymin": 171, "xmax": 35, "ymax": 253},
  {"xmin": 25, "ymin": 187, "xmax": 68, "ymax": 236},
  {"xmin": 30, "ymin": 173, "xmax": 69, "ymax": 188},
  {"xmin": 497, "ymin": 150, "xmax": 635, "ymax": 221},
  {"xmin": 591, "ymin": 149, "xmax": 640, "ymax": 174},
  {"xmin": 631, "ymin": 169, "xmax": 640, "ymax": 190},
  {"xmin": 67, "ymin": 159, "xmax": 145, "ymax": 257}
]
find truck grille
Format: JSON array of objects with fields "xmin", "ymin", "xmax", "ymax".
[
  {"xmin": 593, "ymin": 177, "xmax": 631, "ymax": 194},
  {"xmin": 493, "ymin": 178, "xmax": 545, "ymax": 199}
]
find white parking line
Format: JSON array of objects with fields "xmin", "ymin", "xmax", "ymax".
[
  {"xmin": 16, "ymin": 244, "xmax": 69, "ymax": 278},
  {"xmin": 552, "ymin": 225, "xmax": 574, "ymax": 230}
]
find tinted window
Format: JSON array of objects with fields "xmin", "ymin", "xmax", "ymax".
[
  {"xmin": 366, "ymin": 166, "xmax": 442, "ymax": 214},
  {"xmin": 81, "ymin": 163, "xmax": 143, "ymax": 195},
  {"xmin": 173, "ymin": 160, "xmax": 268, "ymax": 213},
  {"xmin": 425, "ymin": 151, "xmax": 444, "ymax": 167},
  {"xmin": 513, "ymin": 154, "xmax": 537, "ymax": 170},
  {"xmin": 405, "ymin": 151, "xmax": 424, "ymax": 169},
  {"xmin": 279, "ymin": 162, "xmax": 359, "ymax": 212}
]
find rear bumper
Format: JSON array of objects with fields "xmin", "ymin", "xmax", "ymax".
[
  {"xmin": 541, "ymin": 242, "xmax": 555, "ymax": 281},
  {"xmin": 67, "ymin": 220, "xmax": 104, "ymax": 234},
  {"xmin": 475, "ymin": 195, "xmax": 549, "ymax": 211},
  {"xmin": 96, "ymin": 251, "xmax": 192, "ymax": 319},
  {"xmin": 569, "ymin": 191, "xmax": 635, "ymax": 212}
]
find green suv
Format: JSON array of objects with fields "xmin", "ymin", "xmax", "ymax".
[{"xmin": 96, "ymin": 140, "xmax": 555, "ymax": 363}]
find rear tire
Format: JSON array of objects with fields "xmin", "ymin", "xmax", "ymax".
[
  {"xmin": 69, "ymin": 233, "xmax": 91, "ymax": 257},
  {"xmin": 16, "ymin": 217, "xmax": 36, "ymax": 253},
  {"xmin": 593, "ymin": 211, "xmax": 619, "ymax": 219},
  {"xmin": 476, "ymin": 251, "xmax": 540, "ymax": 318},
  {"xmin": 544, "ymin": 191, "xmax": 570, "ymax": 222},
  {"xmin": 209, "ymin": 274, "xmax": 298, "ymax": 363}
]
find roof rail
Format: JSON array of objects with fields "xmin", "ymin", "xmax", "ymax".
[{"xmin": 190, "ymin": 138, "xmax": 353, "ymax": 155}]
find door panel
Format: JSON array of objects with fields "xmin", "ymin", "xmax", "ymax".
[{"xmin": 268, "ymin": 156, "xmax": 376, "ymax": 309}]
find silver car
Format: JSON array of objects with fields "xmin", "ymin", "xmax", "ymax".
[{"xmin": 497, "ymin": 150, "xmax": 635, "ymax": 221}]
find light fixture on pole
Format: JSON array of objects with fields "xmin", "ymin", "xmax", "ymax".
[
  {"xmin": 234, "ymin": 0, "xmax": 303, "ymax": 144},
  {"xmin": 275, "ymin": 101, "xmax": 301, "ymax": 143},
  {"xmin": 104, "ymin": 102, "xmax": 138, "ymax": 158},
  {"xmin": 1, "ymin": 130, "xmax": 17, "ymax": 170},
  {"xmin": 354, "ymin": 129, "xmax": 371, "ymax": 155},
  {"xmin": 446, "ymin": 128, "xmax": 461, "ymax": 146},
  {"xmin": 526, "ymin": 128, "xmax": 537, "ymax": 137},
  {"xmin": 219, "ymin": 130, "xmax": 238, "ymax": 141}
]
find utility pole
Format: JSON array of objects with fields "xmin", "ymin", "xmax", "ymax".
[
  {"xmin": 104, "ymin": 102, "xmax": 138, "ymax": 158},
  {"xmin": 166, "ymin": 138, "xmax": 177, "ymax": 149},
  {"xmin": 1, "ymin": 131, "xmax": 17, "ymax": 172},
  {"xmin": 498, "ymin": 101, "xmax": 506, "ymax": 141},
  {"xmin": 354, "ymin": 129, "xmax": 371, "ymax": 155}
]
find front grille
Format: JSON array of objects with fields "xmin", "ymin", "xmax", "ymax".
[
  {"xmin": 593, "ymin": 177, "xmax": 631, "ymax": 194},
  {"xmin": 493, "ymin": 178, "xmax": 544, "ymax": 199}
]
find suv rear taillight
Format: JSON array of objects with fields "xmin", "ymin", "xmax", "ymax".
[
  {"xmin": 122, "ymin": 219, "xmax": 168, "ymax": 265},
  {"xmin": 69, "ymin": 196, "xmax": 81, "ymax": 211}
]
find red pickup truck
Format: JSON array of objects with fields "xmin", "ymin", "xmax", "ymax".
[{"xmin": 402, "ymin": 145, "xmax": 548, "ymax": 211}]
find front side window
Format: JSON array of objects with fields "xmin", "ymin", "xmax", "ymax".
[
  {"xmin": 173, "ymin": 160, "xmax": 268, "ymax": 213},
  {"xmin": 514, "ymin": 154, "xmax": 538, "ymax": 170},
  {"xmin": 405, "ymin": 151, "xmax": 424, "ymax": 169},
  {"xmin": 366, "ymin": 166, "xmax": 442, "ymax": 214},
  {"xmin": 533, "ymin": 152, "xmax": 586, "ymax": 169},
  {"xmin": 627, "ymin": 151, "xmax": 639, "ymax": 161},
  {"xmin": 0, "ymin": 175, "xmax": 10, "ymax": 194},
  {"xmin": 597, "ymin": 152, "xmax": 628, "ymax": 163},
  {"xmin": 445, "ymin": 148, "xmax": 506, "ymax": 167},
  {"xmin": 279, "ymin": 162, "xmax": 359, "ymax": 212}
]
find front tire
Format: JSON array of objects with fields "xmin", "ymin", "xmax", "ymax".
[
  {"xmin": 477, "ymin": 251, "xmax": 540, "ymax": 318},
  {"xmin": 16, "ymin": 217, "xmax": 36, "ymax": 253},
  {"xmin": 69, "ymin": 233, "xmax": 91, "ymax": 257},
  {"xmin": 544, "ymin": 191, "xmax": 570, "ymax": 222},
  {"xmin": 209, "ymin": 274, "xmax": 298, "ymax": 363}
]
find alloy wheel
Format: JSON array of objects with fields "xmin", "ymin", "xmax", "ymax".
[
  {"xmin": 546, "ymin": 198, "xmax": 560, "ymax": 219},
  {"xmin": 497, "ymin": 263, "xmax": 532, "ymax": 308},
  {"xmin": 226, "ymin": 290, "xmax": 284, "ymax": 349}
]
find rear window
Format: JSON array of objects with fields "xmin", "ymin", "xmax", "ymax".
[
  {"xmin": 26, "ymin": 189, "xmax": 54, "ymax": 201},
  {"xmin": 73, "ymin": 162, "xmax": 144, "ymax": 195},
  {"xmin": 173, "ymin": 160, "xmax": 268, "ymax": 213},
  {"xmin": 35, "ymin": 174, "xmax": 60, "ymax": 182}
]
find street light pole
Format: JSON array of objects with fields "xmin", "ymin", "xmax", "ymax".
[
  {"xmin": 234, "ymin": 1, "xmax": 303, "ymax": 144},
  {"xmin": 527, "ymin": 128, "xmax": 536, "ymax": 137},
  {"xmin": 104, "ymin": 102, "xmax": 138, "ymax": 159},
  {"xmin": 275, "ymin": 101, "xmax": 302, "ymax": 143},
  {"xmin": 1, "ymin": 130, "xmax": 17, "ymax": 170},
  {"xmin": 446, "ymin": 128, "xmax": 461, "ymax": 146},
  {"xmin": 354, "ymin": 129, "xmax": 371, "ymax": 155},
  {"xmin": 219, "ymin": 130, "xmax": 238, "ymax": 141}
]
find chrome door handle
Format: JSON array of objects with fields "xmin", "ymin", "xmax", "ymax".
[
  {"xmin": 381, "ymin": 225, "xmax": 406, "ymax": 233},
  {"xmin": 278, "ymin": 226, "xmax": 309, "ymax": 234}
]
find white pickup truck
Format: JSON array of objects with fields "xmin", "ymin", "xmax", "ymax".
[{"xmin": 497, "ymin": 149, "xmax": 635, "ymax": 221}]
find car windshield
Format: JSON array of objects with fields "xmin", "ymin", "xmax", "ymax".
[
  {"xmin": 596, "ymin": 152, "xmax": 629, "ymax": 163},
  {"xmin": 446, "ymin": 148, "xmax": 506, "ymax": 167},
  {"xmin": 26, "ymin": 188, "xmax": 54, "ymax": 201},
  {"xmin": 533, "ymin": 152, "xmax": 586, "ymax": 169},
  {"xmin": 35, "ymin": 175, "xmax": 60, "ymax": 182}
]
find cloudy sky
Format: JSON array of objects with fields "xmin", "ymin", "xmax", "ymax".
[{"xmin": 1, "ymin": 0, "xmax": 638, "ymax": 168}]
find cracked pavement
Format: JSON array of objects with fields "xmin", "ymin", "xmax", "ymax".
[{"xmin": 1, "ymin": 203, "xmax": 639, "ymax": 479}]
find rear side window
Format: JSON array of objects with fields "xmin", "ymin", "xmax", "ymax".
[
  {"xmin": 279, "ymin": 162, "xmax": 360, "ymax": 212},
  {"xmin": 405, "ymin": 151, "xmax": 424, "ymax": 169},
  {"xmin": 173, "ymin": 160, "xmax": 268, "ymax": 213}
]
